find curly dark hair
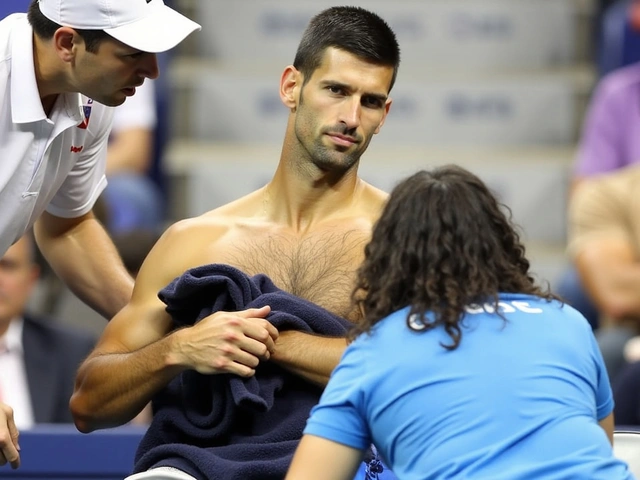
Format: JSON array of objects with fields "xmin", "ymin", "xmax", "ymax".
[
  {"xmin": 351, "ymin": 165, "xmax": 558, "ymax": 350},
  {"xmin": 293, "ymin": 6, "xmax": 400, "ymax": 92}
]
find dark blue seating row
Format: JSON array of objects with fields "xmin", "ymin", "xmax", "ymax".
[{"xmin": 0, "ymin": 424, "xmax": 146, "ymax": 480}]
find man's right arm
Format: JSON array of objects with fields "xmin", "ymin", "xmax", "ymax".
[
  {"xmin": 69, "ymin": 300, "xmax": 185, "ymax": 433},
  {"xmin": 71, "ymin": 300, "xmax": 276, "ymax": 433},
  {"xmin": 70, "ymin": 222, "xmax": 278, "ymax": 433}
]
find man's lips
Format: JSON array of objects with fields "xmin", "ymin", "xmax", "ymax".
[
  {"xmin": 122, "ymin": 81, "xmax": 145, "ymax": 95},
  {"xmin": 326, "ymin": 133, "xmax": 359, "ymax": 147}
]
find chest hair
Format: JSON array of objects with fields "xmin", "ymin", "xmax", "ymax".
[{"xmin": 226, "ymin": 230, "xmax": 367, "ymax": 321}]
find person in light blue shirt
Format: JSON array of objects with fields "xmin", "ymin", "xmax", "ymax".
[{"xmin": 286, "ymin": 165, "xmax": 634, "ymax": 480}]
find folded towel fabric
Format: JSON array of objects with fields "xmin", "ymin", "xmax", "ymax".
[{"xmin": 133, "ymin": 264, "xmax": 352, "ymax": 479}]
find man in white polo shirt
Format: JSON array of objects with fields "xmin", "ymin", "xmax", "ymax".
[{"xmin": 0, "ymin": 0, "xmax": 200, "ymax": 469}]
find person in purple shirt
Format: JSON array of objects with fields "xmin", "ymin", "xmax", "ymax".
[
  {"xmin": 575, "ymin": 62, "xmax": 640, "ymax": 178},
  {"xmin": 557, "ymin": 61, "xmax": 640, "ymax": 382}
]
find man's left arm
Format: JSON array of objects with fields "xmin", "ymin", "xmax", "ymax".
[
  {"xmin": 271, "ymin": 330, "xmax": 347, "ymax": 385},
  {"xmin": 34, "ymin": 210, "xmax": 134, "ymax": 319}
]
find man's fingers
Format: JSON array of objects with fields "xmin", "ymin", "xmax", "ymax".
[
  {"xmin": 8, "ymin": 416, "xmax": 19, "ymax": 452},
  {"xmin": 211, "ymin": 348, "xmax": 259, "ymax": 377},
  {"xmin": 265, "ymin": 321, "xmax": 279, "ymax": 341},
  {"xmin": 236, "ymin": 305, "xmax": 271, "ymax": 319},
  {"xmin": 231, "ymin": 347, "xmax": 262, "ymax": 371},
  {"xmin": 237, "ymin": 333, "xmax": 273, "ymax": 360},
  {"xmin": 0, "ymin": 409, "xmax": 20, "ymax": 469},
  {"xmin": 242, "ymin": 322, "xmax": 277, "ymax": 354},
  {"xmin": 6, "ymin": 447, "xmax": 20, "ymax": 469}
]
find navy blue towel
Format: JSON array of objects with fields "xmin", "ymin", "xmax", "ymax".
[{"xmin": 133, "ymin": 264, "xmax": 352, "ymax": 480}]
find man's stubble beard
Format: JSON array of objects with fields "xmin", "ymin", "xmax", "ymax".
[{"xmin": 294, "ymin": 109, "xmax": 361, "ymax": 174}]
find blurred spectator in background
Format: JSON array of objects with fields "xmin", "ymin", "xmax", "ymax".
[
  {"xmin": 556, "ymin": 3, "xmax": 640, "ymax": 382},
  {"xmin": 0, "ymin": 233, "xmax": 96, "ymax": 428},
  {"xmin": 566, "ymin": 164, "xmax": 640, "ymax": 384},
  {"xmin": 556, "ymin": 58, "xmax": 640, "ymax": 331},
  {"xmin": 102, "ymin": 80, "xmax": 165, "ymax": 235}
]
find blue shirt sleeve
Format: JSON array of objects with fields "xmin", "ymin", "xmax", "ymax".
[{"xmin": 303, "ymin": 340, "xmax": 372, "ymax": 451}]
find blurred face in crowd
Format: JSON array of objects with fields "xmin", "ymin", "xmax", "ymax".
[{"xmin": 0, "ymin": 237, "xmax": 39, "ymax": 333}]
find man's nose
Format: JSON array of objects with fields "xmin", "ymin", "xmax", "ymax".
[
  {"xmin": 338, "ymin": 97, "xmax": 362, "ymax": 130},
  {"xmin": 140, "ymin": 53, "xmax": 160, "ymax": 80}
]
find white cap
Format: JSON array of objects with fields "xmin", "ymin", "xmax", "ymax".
[{"xmin": 38, "ymin": 0, "xmax": 201, "ymax": 53}]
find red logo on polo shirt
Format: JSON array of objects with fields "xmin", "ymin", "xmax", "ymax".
[
  {"xmin": 70, "ymin": 145, "xmax": 84, "ymax": 153},
  {"xmin": 77, "ymin": 98, "xmax": 94, "ymax": 130}
]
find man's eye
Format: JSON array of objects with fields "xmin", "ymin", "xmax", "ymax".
[
  {"xmin": 328, "ymin": 86, "xmax": 343, "ymax": 94},
  {"xmin": 363, "ymin": 97, "xmax": 383, "ymax": 108}
]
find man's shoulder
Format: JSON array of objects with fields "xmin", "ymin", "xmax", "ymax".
[
  {"xmin": 154, "ymin": 214, "xmax": 238, "ymax": 261},
  {"xmin": 167, "ymin": 189, "xmax": 265, "ymax": 233},
  {"xmin": 164, "ymin": 211, "xmax": 238, "ymax": 238},
  {"xmin": 356, "ymin": 180, "xmax": 389, "ymax": 219},
  {"xmin": 363, "ymin": 181, "xmax": 389, "ymax": 203}
]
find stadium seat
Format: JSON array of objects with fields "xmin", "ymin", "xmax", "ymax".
[{"xmin": 613, "ymin": 429, "xmax": 640, "ymax": 478}]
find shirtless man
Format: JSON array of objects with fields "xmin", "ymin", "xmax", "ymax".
[{"xmin": 70, "ymin": 5, "xmax": 400, "ymax": 478}]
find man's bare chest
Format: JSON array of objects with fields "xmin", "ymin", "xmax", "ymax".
[{"xmin": 219, "ymin": 228, "xmax": 369, "ymax": 321}]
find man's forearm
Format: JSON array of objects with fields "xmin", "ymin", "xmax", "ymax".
[
  {"xmin": 271, "ymin": 331, "xmax": 347, "ymax": 386},
  {"xmin": 70, "ymin": 335, "xmax": 184, "ymax": 433},
  {"xmin": 35, "ymin": 211, "xmax": 134, "ymax": 319}
]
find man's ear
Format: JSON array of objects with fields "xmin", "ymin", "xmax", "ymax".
[
  {"xmin": 280, "ymin": 65, "xmax": 302, "ymax": 110},
  {"xmin": 374, "ymin": 99, "xmax": 393, "ymax": 135},
  {"xmin": 52, "ymin": 27, "xmax": 79, "ymax": 63}
]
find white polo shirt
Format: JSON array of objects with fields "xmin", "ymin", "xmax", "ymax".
[{"xmin": 0, "ymin": 14, "xmax": 112, "ymax": 256}]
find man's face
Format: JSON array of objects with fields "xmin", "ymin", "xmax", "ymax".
[
  {"xmin": 0, "ymin": 237, "xmax": 39, "ymax": 329},
  {"xmin": 72, "ymin": 36, "xmax": 159, "ymax": 107},
  {"xmin": 293, "ymin": 48, "xmax": 394, "ymax": 173}
]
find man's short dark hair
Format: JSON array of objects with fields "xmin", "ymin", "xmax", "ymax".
[
  {"xmin": 293, "ymin": 6, "xmax": 401, "ymax": 92},
  {"xmin": 28, "ymin": 0, "xmax": 110, "ymax": 54}
]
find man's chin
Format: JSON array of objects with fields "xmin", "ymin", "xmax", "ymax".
[
  {"xmin": 94, "ymin": 94, "xmax": 127, "ymax": 107},
  {"xmin": 314, "ymin": 157, "xmax": 358, "ymax": 174}
]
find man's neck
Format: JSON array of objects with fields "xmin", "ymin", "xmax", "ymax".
[
  {"xmin": 32, "ymin": 34, "xmax": 64, "ymax": 116},
  {"xmin": 265, "ymin": 161, "xmax": 362, "ymax": 233}
]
